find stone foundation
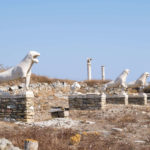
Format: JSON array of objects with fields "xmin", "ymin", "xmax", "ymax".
[
  {"xmin": 106, "ymin": 94, "xmax": 128, "ymax": 105},
  {"xmin": 0, "ymin": 91, "xmax": 34, "ymax": 123},
  {"xmin": 69, "ymin": 93, "xmax": 147, "ymax": 111},
  {"xmin": 0, "ymin": 90, "xmax": 148, "ymax": 122},
  {"xmin": 128, "ymin": 94, "xmax": 147, "ymax": 105},
  {"xmin": 69, "ymin": 93, "xmax": 106, "ymax": 110}
]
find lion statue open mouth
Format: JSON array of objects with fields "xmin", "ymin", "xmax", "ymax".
[{"xmin": 0, "ymin": 51, "xmax": 40, "ymax": 90}]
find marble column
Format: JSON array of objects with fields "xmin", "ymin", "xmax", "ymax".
[
  {"xmin": 101, "ymin": 66, "xmax": 105, "ymax": 81},
  {"xmin": 87, "ymin": 58, "xmax": 92, "ymax": 80}
]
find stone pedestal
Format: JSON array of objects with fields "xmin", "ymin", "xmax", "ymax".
[
  {"xmin": 69, "ymin": 93, "xmax": 106, "ymax": 110},
  {"xmin": 106, "ymin": 93, "xmax": 128, "ymax": 105},
  {"xmin": 128, "ymin": 93, "xmax": 147, "ymax": 105},
  {"xmin": 0, "ymin": 91, "xmax": 35, "ymax": 123}
]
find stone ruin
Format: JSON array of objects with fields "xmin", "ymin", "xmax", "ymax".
[
  {"xmin": 69, "ymin": 70, "xmax": 150, "ymax": 112},
  {"xmin": 0, "ymin": 52, "xmax": 150, "ymax": 122},
  {"xmin": 0, "ymin": 51, "xmax": 40, "ymax": 123}
]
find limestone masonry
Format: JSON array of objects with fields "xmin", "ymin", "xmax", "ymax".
[{"xmin": 0, "ymin": 91, "xmax": 34, "ymax": 122}]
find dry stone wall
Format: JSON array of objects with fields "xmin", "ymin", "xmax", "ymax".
[
  {"xmin": 0, "ymin": 91, "xmax": 34, "ymax": 122},
  {"xmin": 0, "ymin": 82, "xmax": 149, "ymax": 122},
  {"xmin": 128, "ymin": 95, "xmax": 147, "ymax": 105},
  {"xmin": 69, "ymin": 93, "xmax": 148, "ymax": 111},
  {"xmin": 106, "ymin": 95, "xmax": 128, "ymax": 105},
  {"xmin": 69, "ymin": 94, "xmax": 106, "ymax": 110}
]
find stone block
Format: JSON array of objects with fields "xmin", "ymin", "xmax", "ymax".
[
  {"xmin": 106, "ymin": 95, "xmax": 128, "ymax": 105},
  {"xmin": 128, "ymin": 94, "xmax": 147, "ymax": 105},
  {"xmin": 69, "ymin": 93, "xmax": 106, "ymax": 110},
  {"xmin": 0, "ymin": 91, "xmax": 35, "ymax": 122}
]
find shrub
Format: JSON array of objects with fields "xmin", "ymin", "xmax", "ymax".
[{"xmin": 70, "ymin": 134, "xmax": 81, "ymax": 145}]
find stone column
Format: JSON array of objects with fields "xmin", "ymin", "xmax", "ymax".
[
  {"xmin": 101, "ymin": 66, "xmax": 105, "ymax": 81},
  {"xmin": 87, "ymin": 58, "xmax": 92, "ymax": 80}
]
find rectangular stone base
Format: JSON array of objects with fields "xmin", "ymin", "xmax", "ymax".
[
  {"xmin": 128, "ymin": 95, "xmax": 147, "ymax": 105},
  {"xmin": 69, "ymin": 93, "xmax": 106, "ymax": 110},
  {"xmin": 106, "ymin": 95, "xmax": 128, "ymax": 105},
  {"xmin": 0, "ymin": 91, "xmax": 35, "ymax": 123}
]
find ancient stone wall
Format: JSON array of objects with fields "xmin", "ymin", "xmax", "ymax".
[
  {"xmin": 0, "ymin": 91, "xmax": 34, "ymax": 122},
  {"xmin": 69, "ymin": 94, "xmax": 106, "ymax": 110},
  {"xmin": 128, "ymin": 95, "xmax": 147, "ymax": 105},
  {"xmin": 106, "ymin": 95, "xmax": 128, "ymax": 105},
  {"xmin": 34, "ymin": 97, "xmax": 52, "ymax": 121},
  {"xmin": 69, "ymin": 94, "xmax": 147, "ymax": 111}
]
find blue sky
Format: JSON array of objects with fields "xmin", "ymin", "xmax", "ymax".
[{"xmin": 0, "ymin": 0, "xmax": 150, "ymax": 81}]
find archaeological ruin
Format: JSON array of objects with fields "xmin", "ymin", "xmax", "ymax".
[{"xmin": 0, "ymin": 52, "xmax": 150, "ymax": 123}]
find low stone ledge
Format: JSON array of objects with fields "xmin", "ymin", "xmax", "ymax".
[
  {"xmin": 128, "ymin": 94, "xmax": 147, "ymax": 105},
  {"xmin": 106, "ymin": 94, "xmax": 128, "ymax": 105},
  {"xmin": 69, "ymin": 93, "xmax": 106, "ymax": 110}
]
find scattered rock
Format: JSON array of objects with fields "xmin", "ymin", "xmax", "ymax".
[
  {"xmin": 18, "ymin": 83, "xmax": 25, "ymax": 89},
  {"xmin": 17, "ymin": 118, "xmax": 81, "ymax": 128},
  {"xmin": 112, "ymin": 128, "xmax": 123, "ymax": 132},
  {"xmin": 9, "ymin": 85, "xmax": 18, "ymax": 91},
  {"xmin": 71, "ymin": 82, "xmax": 81, "ymax": 93},
  {"xmin": 0, "ymin": 86, "xmax": 9, "ymax": 91},
  {"xmin": 142, "ymin": 111, "xmax": 146, "ymax": 114},
  {"xmin": 85, "ymin": 121, "xmax": 95, "ymax": 125},
  {"xmin": 0, "ymin": 138, "xmax": 21, "ymax": 150},
  {"xmin": 135, "ymin": 140, "xmax": 146, "ymax": 144},
  {"xmin": 100, "ymin": 130, "xmax": 111, "ymax": 137}
]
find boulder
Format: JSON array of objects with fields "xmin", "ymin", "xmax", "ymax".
[{"xmin": 0, "ymin": 138, "xmax": 21, "ymax": 150}]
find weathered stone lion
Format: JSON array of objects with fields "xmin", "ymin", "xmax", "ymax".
[
  {"xmin": 103, "ymin": 69, "xmax": 130, "ymax": 90},
  {"xmin": 0, "ymin": 51, "xmax": 40, "ymax": 89},
  {"xmin": 128, "ymin": 72, "xmax": 150, "ymax": 89}
]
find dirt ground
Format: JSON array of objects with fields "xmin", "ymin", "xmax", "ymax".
[{"xmin": 1, "ymin": 105, "xmax": 150, "ymax": 150}]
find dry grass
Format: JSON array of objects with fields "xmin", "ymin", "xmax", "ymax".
[
  {"xmin": 31, "ymin": 74, "xmax": 75, "ymax": 85},
  {"xmin": 0, "ymin": 73, "xmax": 75, "ymax": 86},
  {"xmin": 0, "ymin": 126, "xmax": 75, "ymax": 150},
  {"xmin": 83, "ymin": 80, "xmax": 110, "ymax": 87},
  {"xmin": 128, "ymin": 88, "xmax": 138, "ymax": 94},
  {"xmin": 0, "ymin": 125, "xmax": 136, "ymax": 150},
  {"xmin": 116, "ymin": 114, "xmax": 137, "ymax": 124}
]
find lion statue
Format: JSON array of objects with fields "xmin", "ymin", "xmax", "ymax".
[
  {"xmin": 127, "ymin": 72, "xmax": 150, "ymax": 91},
  {"xmin": 102, "ymin": 69, "xmax": 130, "ymax": 93},
  {"xmin": 0, "ymin": 51, "xmax": 40, "ymax": 89}
]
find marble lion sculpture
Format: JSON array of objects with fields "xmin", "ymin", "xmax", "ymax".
[
  {"xmin": 127, "ymin": 72, "xmax": 150, "ymax": 90},
  {"xmin": 0, "ymin": 51, "xmax": 40, "ymax": 90},
  {"xmin": 102, "ymin": 69, "xmax": 130, "ymax": 91}
]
